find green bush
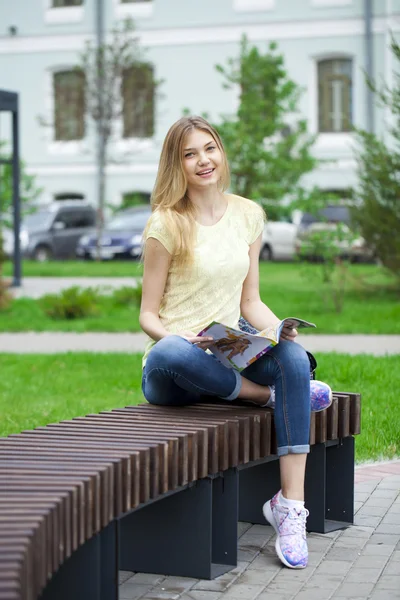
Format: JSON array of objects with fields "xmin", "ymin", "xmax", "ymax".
[
  {"xmin": 40, "ymin": 286, "xmax": 101, "ymax": 320},
  {"xmin": 112, "ymin": 283, "xmax": 142, "ymax": 308}
]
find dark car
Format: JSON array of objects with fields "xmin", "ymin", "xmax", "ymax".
[
  {"xmin": 7, "ymin": 201, "xmax": 97, "ymax": 261},
  {"xmin": 76, "ymin": 206, "xmax": 151, "ymax": 260}
]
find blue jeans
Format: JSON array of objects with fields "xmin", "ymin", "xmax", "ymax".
[{"xmin": 142, "ymin": 335, "xmax": 311, "ymax": 457}]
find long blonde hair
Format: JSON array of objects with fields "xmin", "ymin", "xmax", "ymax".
[{"xmin": 143, "ymin": 116, "xmax": 230, "ymax": 267}]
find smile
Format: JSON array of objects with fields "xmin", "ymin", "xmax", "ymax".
[{"xmin": 197, "ymin": 168, "xmax": 215, "ymax": 177}]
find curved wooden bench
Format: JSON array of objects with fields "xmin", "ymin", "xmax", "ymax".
[{"xmin": 0, "ymin": 392, "xmax": 361, "ymax": 600}]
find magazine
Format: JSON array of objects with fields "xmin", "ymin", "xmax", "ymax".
[{"xmin": 197, "ymin": 318, "xmax": 316, "ymax": 372}]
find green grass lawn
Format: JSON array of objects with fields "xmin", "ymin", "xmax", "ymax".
[
  {"xmin": 3, "ymin": 259, "xmax": 142, "ymax": 278},
  {"xmin": 1, "ymin": 262, "xmax": 399, "ymax": 333},
  {"xmin": 0, "ymin": 352, "xmax": 398, "ymax": 464}
]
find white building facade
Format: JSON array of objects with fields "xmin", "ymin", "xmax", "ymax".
[{"xmin": 0, "ymin": 0, "xmax": 398, "ymax": 208}]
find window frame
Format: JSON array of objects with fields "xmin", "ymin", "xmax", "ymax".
[
  {"xmin": 121, "ymin": 63, "xmax": 155, "ymax": 141},
  {"xmin": 113, "ymin": 0, "xmax": 153, "ymax": 19},
  {"xmin": 233, "ymin": 0, "xmax": 275, "ymax": 13},
  {"xmin": 308, "ymin": 53, "xmax": 356, "ymax": 150},
  {"xmin": 43, "ymin": 65, "xmax": 89, "ymax": 156},
  {"xmin": 318, "ymin": 57, "xmax": 353, "ymax": 134},
  {"xmin": 44, "ymin": 0, "xmax": 84, "ymax": 24}
]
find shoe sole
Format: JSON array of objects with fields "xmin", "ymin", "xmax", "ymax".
[
  {"xmin": 262, "ymin": 500, "xmax": 307, "ymax": 569},
  {"xmin": 311, "ymin": 385, "xmax": 333, "ymax": 413}
]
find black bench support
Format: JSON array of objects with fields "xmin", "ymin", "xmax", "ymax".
[
  {"xmin": 39, "ymin": 520, "xmax": 118, "ymax": 600},
  {"xmin": 238, "ymin": 440, "xmax": 355, "ymax": 534},
  {"xmin": 119, "ymin": 469, "xmax": 238, "ymax": 580},
  {"xmin": 306, "ymin": 438, "xmax": 355, "ymax": 533}
]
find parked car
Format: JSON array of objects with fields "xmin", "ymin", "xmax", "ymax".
[
  {"xmin": 295, "ymin": 205, "xmax": 375, "ymax": 263},
  {"xmin": 3, "ymin": 201, "xmax": 97, "ymax": 261},
  {"xmin": 260, "ymin": 220, "xmax": 297, "ymax": 261},
  {"xmin": 76, "ymin": 205, "xmax": 151, "ymax": 260}
]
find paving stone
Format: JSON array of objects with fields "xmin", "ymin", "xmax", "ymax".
[
  {"xmin": 256, "ymin": 580, "xmax": 304, "ymax": 595},
  {"xmin": 185, "ymin": 592, "xmax": 222, "ymax": 600},
  {"xmin": 371, "ymin": 490, "xmax": 399, "ymax": 500},
  {"xmin": 192, "ymin": 573, "xmax": 239, "ymax": 593},
  {"xmin": 160, "ymin": 576, "xmax": 198, "ymax": 592},
  {"xmin": 239, "ymin": 533, "xmax": 272, "ymax": 546},
  {"xmin": 384, "ymin": 560, "xmax": 400, "ymax": 576},
  {"xmin": 255, "ymin": 593, "xmax": 292, "ymax": 600},
  {"xmin": 291, "ymin": 590, "xmax": 332, "ymax": 600},
  {"xmin": 247, "ymin": 525, "xmax": 272, "ymax": 535},
  {"xmin": 307, "ymin": 537, "xmax": 333, "ymax": 551},
  {"xmin": 236, "ymin": 569, "xmax": 279, "ymax": 585},
  {"xmin": 334, "ymin": 581, "xmax": 375, "ymax": 596},
  {"xmin": 382, "ymin": 514, "xmax": 400, "ymax": 525},
  {"xmin": 369, "ymin": 591, "xmax": 400, "ymax": 600},
  {"xmin": 247, "ymin": 552, "xmax": 280, "ymax": 571},
  {"xmin": 315, "ymin": 560, "xmax": 352, "ymax": 575},
  {"xmin": 363, "ymin": 543, "xmax": 397, "ymax": 556},
  {"xmin": 334, "ymin": 535, "xmax": 369, "ymax": 548},
  {"xmin": 354, "ymin": 492, "xmax": 370, "ymax": 502},
  {"xmin": 364, "ymin": 498, "xmax": 396, "ymax": 509},
  {"xmin": 389, "ymin": 505, "xmax": 400, "ymax": 514},
  {"xmin": 120, "ymin": 571, "xmax": 135, "ymax": 584},
  {"xmin": 129, "ymin": 574, "xmax": 166, "ymax": 585},
  {"xmin": 141, "ymin": 595, "xmax": 180, "ymax": 600},
  {"xmin": 358, "ymin": 505, "xmax": 388, "ymax": 517},
  {"xmin": 369, "ymin": 534, "xmax": 399, "ymax": 546},
  {"xmin": 272, "ymin": 568, "xmax": 312, "ymax": 584},
  {"xmin": 302, "ymin": 573, "xmax": 344, "ymax": 590},
  {"xmin": 324, "ymin": 546, "xmax": 362, "ymax": 562},
  {"xmin": 354, "ymin": 501, "xmax": 364, "ymax": 512},
  {"xmin": 353, "ymin": 555, "xmax": 389, "ymax": 569},
  {"xmin": 376, "ymin": 524, "xmax": 400, "ymax": 535},
  {"xmin": 307, "ymin": 551, "xmax": 324, "ymax": 566},
  {"xmin": 339, "ymin": 525, "xmax": 375, "ymax": 539},
  {"xmin": 237, "ymin": 548, "xmax": 260, "ymax": 562},
  {"xmin": 344, "ymin": 567, "xmax": 382, "ymax": 583},
  {"xmin": 238, "ymin": 523, "xmax": 252, "ymax": 537},
  {"xmin": 216, "ymin": 583, "xmax": 264, "ymax": 599},
  {"xmin": 355, "ymin": 515, "xmax": 382, "ymax": 527},
  {"xmin": 119, "ymin": 582, "xmax": 152, "ymax": 599},
  {"xmin": 373, "ymin": 575, "xmax": 400, "ymax": 590}
]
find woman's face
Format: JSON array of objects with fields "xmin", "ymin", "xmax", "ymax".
[{"xmin": 181, "ymin": 129, "xmax": 223, "ymax": 190}]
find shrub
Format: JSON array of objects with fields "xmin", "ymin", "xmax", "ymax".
[
  {"xmin": 40, "ymin": 286, "xmax": 100, "ymax": 320},
  {"xmin": 112, "ymin": 283, "xmax": 142, "ymax": 308}
]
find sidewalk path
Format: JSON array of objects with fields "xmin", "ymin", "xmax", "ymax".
[
  {"xmin": 118, "ymin": 461, "xmax": 400, "ymax": 600},
  {"xmin": 10, "ymin": 276, "xmax": 138, "ymax": 299},
  {"xmin": 0, "ymin": 332, "xmax": 400, "ymax": 355}
]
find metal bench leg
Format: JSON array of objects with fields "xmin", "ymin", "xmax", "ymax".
[
  {"xmin": 238, "ymin": 457, "xmax": 281, "ymax": 525},
  {"xmin": 119, "ymin": 469, "xmax": 238, "ymax": 580},
  {"xmin": 39, "ymin": 520, "xmax": 118, "ymax": 600},
  {"xmin": 305, "ymin": 438, "xmax": 355, "ymax": 533}
]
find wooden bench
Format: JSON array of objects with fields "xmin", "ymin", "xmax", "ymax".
[{"xmin": 0, "ymin": 392, "xmax": 361, "ymax": 600}]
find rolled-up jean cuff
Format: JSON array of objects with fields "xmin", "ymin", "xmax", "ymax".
[
  {"xmin": 277, "ymin": 444, "xmax": 310, "ymax": 457},
  {"xmin": 221, "ymin": 370, "xmax": 242, "ymax": 401}
]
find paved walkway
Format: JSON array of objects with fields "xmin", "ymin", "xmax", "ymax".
[
  {"xmin": 0, "ymin": 331, "xmax": 399, "ymax": 355},
  {"xmin": 118, "ymin": 462, "xmax": 400, "ymax": 600}
]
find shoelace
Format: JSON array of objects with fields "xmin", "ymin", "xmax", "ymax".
[{"xmin": 278, "ymin": 507, "xmax": 309, "ymax": 536}]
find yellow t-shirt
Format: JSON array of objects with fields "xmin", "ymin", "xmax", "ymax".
[{"xmin": 142, "ymin": 194, "xmax": 265, "ymax": 367}]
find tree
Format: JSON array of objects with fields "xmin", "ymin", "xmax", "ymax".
[
  {"xmin": 351, "ymin": 36, "xmax": 400, "ymax": 280},
  {"xmin": 214, "ymin": 36, "xmax": 318, "ymax": 219},
  {"xmin": 38, "ymin": 19, "xmax": 160, "ymax": 252},
  {"xmin": 79, "ymin": 18, "xmax": 160, "ymax": 250},
  {"xmin": 0, "ymin": 142, "xmax": 43, "ymax": 227}
]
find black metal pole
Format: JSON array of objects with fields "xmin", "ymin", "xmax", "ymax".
[{"xmin": 12, "ymin": 97, "xmax": 21, "ymax": 287}]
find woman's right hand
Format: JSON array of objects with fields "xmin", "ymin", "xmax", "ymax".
[{"xmin": 176, "ymin": 331, "xmax": 214, "ymax": 350}]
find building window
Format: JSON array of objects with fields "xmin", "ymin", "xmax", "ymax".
[
  {"xmin": 52, "ymin": 0, "xmax": 83, "ymax": 6},
  {"xmin": 115, "ymin": 0, "xmax": 153, "ymax": 19},
  {"xmin": 318, "ymin": 59, "xmax": 352, "ymax": 133},
  {"xmin": 54, "ymin": 193, "xmax": 85, "ymax": 201},
  {"xmin": 54, "ymin": 71, "xmax": 85, "ymax": 141},
  {"xmin": 233, "ymin": 0, "xmax": 274, "ymax": 12},
  {"xmin": 122, "ymin": 64, "xmax": 155, "ymax": 139}
]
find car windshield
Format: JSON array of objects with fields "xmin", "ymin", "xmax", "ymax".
[
  {"xmin": 23, "ymin": 211, "xmax": 54, "ymax": 230},
  {"xmin": 107, "ymin": 211, "xmax": 151, "ymax": 231},
  {"xmin": 301, "ymin": 205, "xmax": 351, "ymax": 226}
]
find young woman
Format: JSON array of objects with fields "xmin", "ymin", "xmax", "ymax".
[{"xmin": 139, "ymin": 116, "xmax": 332, "ymax": 570}]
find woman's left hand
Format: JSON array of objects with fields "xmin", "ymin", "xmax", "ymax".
[{"xmin": 281, "ymin": 325, "xmax": 298, "ymax": 342}]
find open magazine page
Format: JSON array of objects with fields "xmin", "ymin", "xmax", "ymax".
[
  {"xmin": 198, "ymin": 322, "xmax": 277, "ymax": 372},
  {"xmin": 198, "ymin": 318, "xmax": 316, "ymax": 372}
]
